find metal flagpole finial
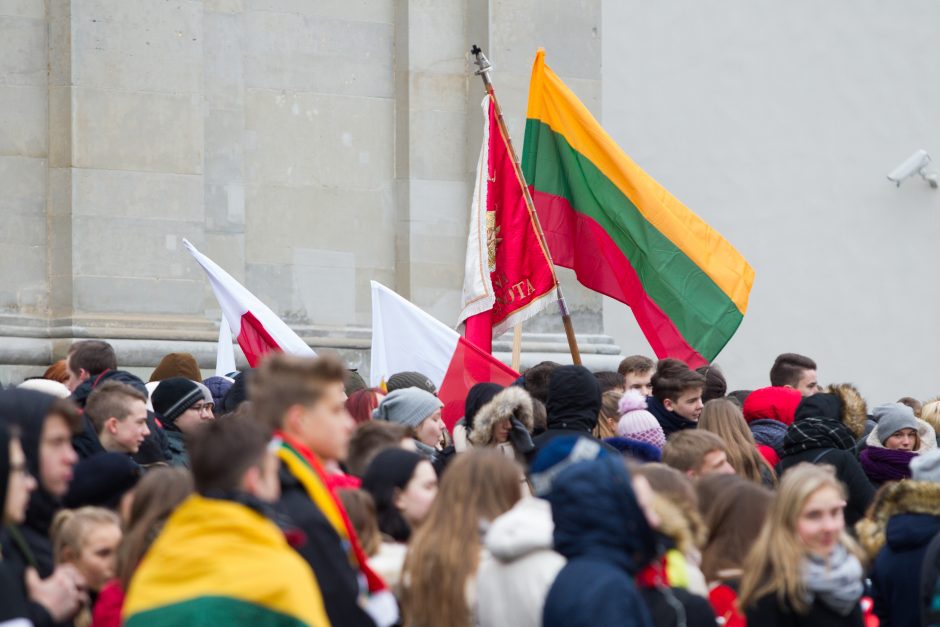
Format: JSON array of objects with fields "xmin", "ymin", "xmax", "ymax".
[{"xmin": 470, "ymin": 45, "xmax": 492, "ymax": 77}]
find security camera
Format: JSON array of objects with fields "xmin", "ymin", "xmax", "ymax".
[{"xmin": 887, "ymin": 149, "xmax": 939, "ymax": 188}]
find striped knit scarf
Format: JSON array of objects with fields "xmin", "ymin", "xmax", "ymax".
[{"xmin": 273, "ymin": 432, "xmax": 387, "ymax": 596}]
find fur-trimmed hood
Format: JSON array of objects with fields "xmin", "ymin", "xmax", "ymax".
[
  {"xmin": 866, "ymin": 418, "xmax": 937, "ymax": 453},
  {"xmin": 469, "ymin": 386, "xmax": 534, "ymax": 447},
  {"xmin": 856, "ymin": 480, "xmax": 940, "ymax": 559},
  {"xmin": 826, "ymin": 383, "xmax": 869, "ymax": 439}
]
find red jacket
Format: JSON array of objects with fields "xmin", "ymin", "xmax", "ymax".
[{"xmin": 91, "ymin": 579, "xmax": 124, "ymax": 627}]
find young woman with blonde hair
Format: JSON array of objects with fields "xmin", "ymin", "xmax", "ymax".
[
  {"xmin": 739, "ymin": 463, "xmax": 866, "ymax": 626},
  {"xmin": 401, "ymin": 449, "xmax": 522, "ymax": 627},
  {"xmin": 698, "ymin": 398, "xmax": 776, "ymax": 487}
]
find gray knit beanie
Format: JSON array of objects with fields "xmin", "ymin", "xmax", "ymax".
[
  {"xmin": 874, "ymin": 402, "xmax": 918, "ymax": 444},
  {"xmin": 373, "ymin": 387, "xmax": 443, "ymax": 429},
  {"xmin": 912, "ymin": 449, "xmax": 940, "ymax": 483}
]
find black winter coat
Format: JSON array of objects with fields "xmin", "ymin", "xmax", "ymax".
[
  {"xmin": 275, "ymin": 465, "xmax": 376, "ymax": 627},
  {"xmin": 777, "ymin": 394, "xmax": 874, "ymax": 526},
  {"xmin": 0, "ymin": 559, "xmax": 30, "ymax": 624},
  {"xmin": 745, "ymin": 593, "xmax": 863, "ymax": 627},
  {"xmin": 532, "ymin": 365, "xmax": 616, "ymax": 456},
  {"xmin": 543, "ymin": 456, "xmax": 656, "ymax": 627},
  {"xmin": 872, "ymin": 513, "xmax": 940, "ymax": 627},
  {"xmin": 0, "ymin": 391, "xmax": 65, "ymax": 626},
  {"xmin": 0, "ymin": 389, "xmax": 63, "ymax": 578}
]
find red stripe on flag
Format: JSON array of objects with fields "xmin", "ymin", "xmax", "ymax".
[
  {"xmin": 464, "ymin": 309, "xmax": 494, "ymax": 354},
  {"xmin": 531, "ymin": 188, "xmax": 707, "ymax": 368},
  {"xmin": 438, "ymin": 336, "xmax": 520, "ymax": 432},
  {"xmin": 238, "ymin": 310, "xmax": 283, "ymax": 367}
]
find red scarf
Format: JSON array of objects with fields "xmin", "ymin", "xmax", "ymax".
[{"xmin": 274, "ymin": 430, "xmax": 387, "ymax": 595}]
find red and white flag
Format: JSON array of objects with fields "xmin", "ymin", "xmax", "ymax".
[
  {"xmin": 370, "ymin": 281, "xmax": 519, "ymax": 431},
  {"xmin": 458, "ymin": 95, "xmax": 557, "ymax": 352},
  {"xmin": 183, "ymin": 239, "xmax": 316, "ymax": 367}
]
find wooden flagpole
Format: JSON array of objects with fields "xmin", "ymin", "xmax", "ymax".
[
  {"xmin": 511, "ymin": 323, "xmax": 523, "ymax": 371},
  {"xmin": 470, "ymin": 45, "xmax": 582, "ymax": 366}
]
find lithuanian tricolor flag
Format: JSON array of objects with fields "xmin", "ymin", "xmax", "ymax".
[
  {"xmin": 521, "ymin": 49, "xmax": 754, "ymax": 367},
  {"xmin": 124, "ymin": 495, "xmax": 329, "ymax": 627}
]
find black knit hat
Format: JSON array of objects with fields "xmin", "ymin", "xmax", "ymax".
[
  {"xmin": 151, "ymin": 377, "xmax": 203, "ymax": 424},
  {"xmin": 387, "ymin": 371, "xmax": 437, "ymax": 395}
]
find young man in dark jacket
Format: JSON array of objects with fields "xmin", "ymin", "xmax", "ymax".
[
  {"xmin": 67, "ymin": 342, "xmax": 169, "ymax": 466},
  {"xmin": 646, "ymin": 359, "xmax": 705, "ymax": 436},
  {"xmin": 250, "ymin": 353, "xmax": 394, "ymax": 627}
]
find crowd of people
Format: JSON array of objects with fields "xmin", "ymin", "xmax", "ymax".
[{"xmin": 3, "ymin": 342, "xmax": 940, "ymax": 626}]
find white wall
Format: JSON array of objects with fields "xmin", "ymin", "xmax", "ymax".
[{"xmin": 601, "ymin": 1, "xmax": 940, "ymax": 403}]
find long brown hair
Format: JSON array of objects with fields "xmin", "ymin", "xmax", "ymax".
[
  {"xmin": 738, "ymin": 463, "xmax": 864, "ymax": 614},
  {"xmin": 593, "ymin": 390, "xmax": 621, "ymax": 440},
  {"xmin": 698, "ymin": 398, "xmax": 776, "ymax": 486},
  {"xmin": 696, "ymin": 474, "xmax": 774, "ymax": 583},
  {"xmin": 401, "ymin": 450, "xmax": 522, "ymax": 627},
  {"xmin": 116, "ymin": 467, "xmax": 193, "ymax": 589}
]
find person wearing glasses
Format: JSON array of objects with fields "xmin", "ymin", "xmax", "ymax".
[{"xmin": 150, "ymin": 377, "xmax": 216, "ymax": 468}]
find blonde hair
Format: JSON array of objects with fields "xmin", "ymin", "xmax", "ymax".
[
  {"xmin": 920, "ymin": 399, "xmax": 940, "ymax": 434},
  {"xmin": 633, "ymin": 463, "xmax": 706, "ymax": 549},
  {"xmin": 738, "ymin": 463, "xmax": 864, "ymax": 614},
  {"xmin": 51, "ymin": 507, "xmax": 121, "ymax": 564},
  {"xmin": 593, "ymin": 390, "xmax": 621, "ymax": 440},
  {"xmin": 401, "ymin": 450, "xmax": 522, "ymax": 627},
  {"xmin": 698, "ymin": 398, "xmax": 776, "ymax": 486}
]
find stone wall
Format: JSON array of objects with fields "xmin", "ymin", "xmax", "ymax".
[{"xmin": 0, "ymin": 0, "xmax": 608, "ymax": 383}]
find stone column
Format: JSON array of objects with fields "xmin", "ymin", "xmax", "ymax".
[{"xmin": 394, "ymin": 0, "xmax": 475, "ymax": 323}]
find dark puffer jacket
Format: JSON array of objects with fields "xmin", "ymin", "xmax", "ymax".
[
  {"xmin": 532, "ymin": 365, "xmax": 613, "ymax": 455},
  {"xmin": 543, "ymin": 455, "xmax": 656, "ymax": 627},
  {"xmin": 855, "ymin": 480, "xmax": 940, "ymax": 627},
  {"xmin": 777, "ymin": 393, "xmax": 874, "ymax": 526}
]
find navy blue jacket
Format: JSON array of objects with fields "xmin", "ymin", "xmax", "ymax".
[
  {"xmin": 872, "ymin": 512, "xmax": 940, "ymax": 627},
  {"xmin": 543, "ymin": 455, "xmax": 656, "ymax": 627}
]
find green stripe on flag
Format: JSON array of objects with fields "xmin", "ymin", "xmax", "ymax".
[{"xmin": 522, "ymin": 118, "xmax": 742, "ymax": 360}]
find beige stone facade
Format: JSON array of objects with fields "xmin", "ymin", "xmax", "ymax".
[{"xmin": 0, "ymin": 0, "xmax": 612, "ymax": 383}]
